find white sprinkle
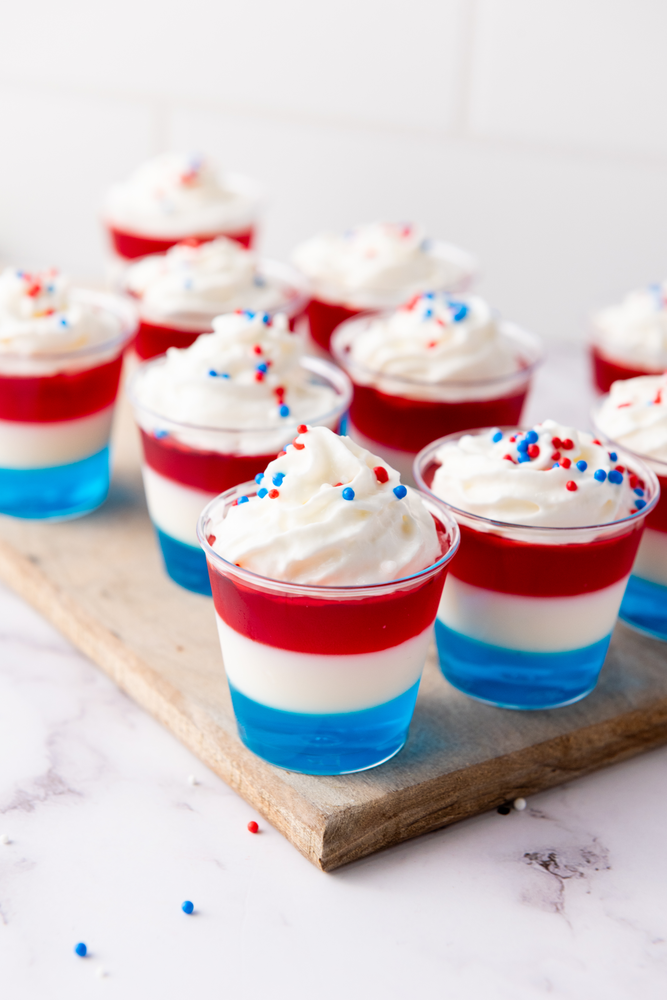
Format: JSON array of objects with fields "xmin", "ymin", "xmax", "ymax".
[
  {"xmin": 95, "ymin": 967, "xmax": 108, "ymax": 979},
  {"xmin": 187, "ymin": 775, "xmax": 198, "ymax": 786},
  {"xmin": 513, "ymin": 797, "xmax": 527, "ymax": 811},
  {"xmin": 0, "ymin": 834, "xmax": 10, "ymax": 845}
]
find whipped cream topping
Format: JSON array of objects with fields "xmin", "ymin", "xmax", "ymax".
[
  {"xmin": 133, "ymin": 311, "xmax": 338, "ymax": 432},
  {"xmin": 125, "ymin": 237, "xmax": 306, "ymax": 328},
  {"xmin": 593, "ymin": 282, "xmax": 667, "ymax": 369},
  {"xmin": 430, "ymin": 419, "xmax": 641, "ymax": 527},
  {"xmin": 0, "ymin": 268, "xmax": 125, "ymax": 355},
  {"xmin": 210, "ymin": 425, "xmax": 441, "ymax": 585},
  {"xmin": 104, "ymin": 153, "xmax": 261, "ymax": 239},
  {"xmin": 595, "ymin": 374, "xmax": 667, "ymax": 463},
  {"xmin": 292, "ymin": 222, "xmax": 474, "ymax": 310}
]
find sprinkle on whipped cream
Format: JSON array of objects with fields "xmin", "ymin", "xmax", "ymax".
[
  {"xmin": 593, "ymin": 281, "xmax": 667, "ymax": 370},
  {"xmin": 595, "ymin": 374, "xmax": 667, "ymax": 463},
  {"xmin": 211, "ymin": 425, "xmax": 441, "ymax": 585},
  {"xmin": 430, "ymin": 419, "xmax": 642, "ymax": 527}
]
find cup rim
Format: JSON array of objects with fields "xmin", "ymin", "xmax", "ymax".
[
  {"xmin": 591, "ymin": 392, "xmax": 667, "ymax": 477},
  {"xmin": 197, "ymin": 481, "xmax": 461, "ymax": 598},
  {"xmin": 127, "ymin": 353, "xmax": 353, "ymax": 435},
  {"xmin": 413, "ymin": 425, "xmax": 661, "ymax": 535}
]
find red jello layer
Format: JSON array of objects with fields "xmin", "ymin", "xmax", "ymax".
[
  {"xmin": 140, "ymin": 429, "xmax": 280, "ymax": 494},
  {"xmin": 307, "ymin": 299, "xmax": 360, "ymax": 351},
  {"xmin": 646, "ymin": 476, "xmax": 667, "ymax": 533},
  {"xmin": 209, "ymin": 558, "xmax": 449, "ymax": 655},
  {"xmin": 135, "ymin": 320, "xmax": 207, "ymax": 360},
  {"xmin": 350, "ymin": 383, "xmax": 527, "ymax": 453},
  {"xmin": 108, "ymin": 225, "xmax": 254, "ymax": 261},
  {"xmin": 0, "ymin": 356, "xmax": 123, "ymax": 423},
  {"xmin": 451, "ymin": 521, "xmax": 643, "ymax": 597},
  {"xmin": 590, "ymin": 346, "xmax": 663, "ymax": 394}
]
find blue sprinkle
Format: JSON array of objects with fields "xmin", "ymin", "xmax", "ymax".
[
  {"xmin": 208, "ymin": 369, "xmax": 218, "ymax": 377},
  {"xmin": 60, "ymin": 317, "xmax": 68, "ymax": 327},
  {"xmin": 279, "ymin": 404, "xmax": 290, "ymax": 417},
  {"xmin": 257, "ymin": 488, "xmax": 268, "ymax": 498},
  {"xmin": 576, "ymin": 460, "xmax": 588, "ymax": 472},
  {"xmin": 609, "ymin": 451, "xmax": 618, "ymax": 462},
  {"xmin": 525, "ymin": 430, "xmax": 538, "ymax": 444},
  {"xmin": 594, "ymin": 469, "xmax": 607, "ymax": 482},
  {"xmin": 74, "ymin": 943, "xmax": 87, "ymax": 958},
  {"xmin": 237, "ymin": 496, "xmax": 249, "ymax": 505},
  {"xmin": 243, "ymin": 310, "xmax": 256, "ymax": 319},
  {"xmin": 47, "ymin": 284, "xmax": 55, "ymax": 293},
  {"xmin": 608, "ymin": 470, "xmax": 623, "ymax": 485},
  {"xmin": 272, "ymin": 473, "xmax": 284, "ymax": 486},
  {"xmin": 518, "ymin": 453, "xmax": 531, "ymax": 463},
  {"xmin": 256, "ymin": 362, "xmax": 268, "ymax": 374},
  {"xmin": 450, "ymin": 301, "xmax": 469, "ymax": 322},
  {"xmin": 423, "ymin": 291, "xmax": 435, "ymax": 299},
  {"xmin": 420, "ymin": 239, "xmax": 432, "ymax": 252},
  {"xmin": 182, "ymin": 901, "xmax": 194, "ymax": 915},
  {"xmin": 154, "ymin": 429, "xmax": 169, "ymax": 439},
  {"xmin": 393, "ymin": 485, "xmax": 407, "ymax": 500},
  {"xmin": 634, "ymin": 487, "xmax": 645, "ymax": 496},
  {"xmin": 342, "ymin": 487, "xmax": 355, "ymax": 501},
  {"xmin": 635, "ymin": 498, "xmax": 646, "ymax": 509},
  {"xmin": 219, "ymin": 373, "xmax": 230, "ymax": 379},
  {"xmin": 253, "ymin": 274, "xmax": 266, "ymax": 287},
  {"xmin": 552, "ymin": 463, "xmax": 560, "ymax": 469},
  {"xmin": 492, "ymin": 431, "xmax": 503, "ymax": 443},
  {"xmin": 517, "ymin": 439, "xmax": 529, "ymax": 453},
  {"xmin": 254, "ymin": 473, "xmax": 264, "ymax": 484},
  {"xmin": 423, "ymin": 308, "xmax": 433, "ymax": 319},
  {"xmin": 262, "ymin": 313, "xmax": 271, "ymax": 324}
]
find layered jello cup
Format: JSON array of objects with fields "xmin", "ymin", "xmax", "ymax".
[
  {"xmin": 292, "ymin": 222, "xmax": 477, "ymax": 351},
  {"xmin": 332, "ymin": 292, "xmax": 543, "ymax": 482},
  {"xmin": 590, "ymin": 281, "xmax": 667, "ymax": 393},
  {"xmin": 103, "ymin": 153, "xmax": 263, "ymax": 263},
  {"xmin": 197, "ymin": 425, "xmax": 460, "ymax": 774},
  {"xmin": 594, "ymin": 374, "xmax": 667, "ymax": 639},
  {"xmin": 415, "ymin": 420, "xmax": 658, "ymax": 709},
  {"xmin": 0, "ymin": 269, "xmax": 136, "ymax": 519},
  {"xmin": 129, "ymin": 312, "xmax": 351, "ymax": 595},
  {"xmin": 124, "ymin": 236, "xmax": 309, "ymax": 360}
]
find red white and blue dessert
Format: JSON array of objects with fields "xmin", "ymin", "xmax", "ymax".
[
  {"xmin": 590, "ymin": 281, "xmax": 667, "ymax": 392},
  {"xmin": 124, "ymin": 236, "xmax": 309, "ymax": 359},
  {"xmin": 0, "ymin": 268, "xmax": 136, "ymax": 519},
  {"xmin": 332, "ymin": 291, "xmax": 543, "ymax": 481},
  {"xmin": 197, "ymin": 425, "xmax": 459, "ymax": 774},
  {"xmin": 415, "ymin": 419, "xmax": 658, "ymax": 709},
  {"xmin": 594, "ymin": 374, "xmax": 667, "ymax": 639},
  {"xmin": 128, "ymin": 310, "xmax": 351, "ymax": 595},
  {"xmin": 103, "ymin": 152, "xmax": 263, "ymax": 262},
  {"xmin": 291, "ymin": 222, "xmax": 477, "ymax": 350}
]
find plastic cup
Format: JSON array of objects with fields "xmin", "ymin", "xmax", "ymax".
[
  {"xmin": 414, "ymin": 431, "xmax": 660, "ymax": 709},
  {"xmin": 128, "ymin": 357, "xmax": 352, "ymax": 595},
  {"xmin": 0, "ymin": 292, "xmax": 137, "ymax": 519},
  {"xmin": 332, "ymin": 318, "xmax": 543, "ymax": 483},
  {"xmin": 197, "ymin": 485, "xmax": 460, "ymax": 774}
]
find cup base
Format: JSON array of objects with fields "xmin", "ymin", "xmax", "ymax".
[
  {"xmin": 619, "ymin": 574, "xmax": 667, "ymax": 642},
  {"xmin": 0, "ymin": 448, "xmax": 110, "ymax": 520},
  {"xmin": 155, "ymin": 527, "xmax": 212, "ymax": 596},
  {"xmin": 228, "ymin": 680, "xmax": 420, "ymax": 775},
  {"xmin": 435, "ymin": 620, "xmax": 610, "ymax": 710}
]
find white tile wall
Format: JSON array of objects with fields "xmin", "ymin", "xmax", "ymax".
[{"xmin": 1, "ymin": 0, "xmax": 667, "ymax": 342}]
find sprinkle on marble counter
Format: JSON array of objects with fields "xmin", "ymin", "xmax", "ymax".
[
  {"xmin": 182, "ymin": 900, "xmax": 194, "ymax": 914},
  {"xmin": 74, "ymin": 943, "xmax": 87, "ymax": 958},
  {"xmin": 247, "ymin": 821, "xmax": 259, "ymax": 834},
  {"xmin": 187, "ymin": 775, "xmax": 198, "ymax": 786},
  {"xmin": 0, "ymin": 833, "xmax": 10, "ymax": 845},
  {"xmin": 513, "ymin": 798, "xmax": 527, "ymax": 811}
]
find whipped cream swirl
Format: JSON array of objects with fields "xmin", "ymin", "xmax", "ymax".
[
  {"xmin": 292, "ymin": 222, "xmax": 475, "ymax": 310},
  {"xmin": 125, "ymin": 237, "xmax": 306, "ymax": 328},
  {"xmin": 430, "ymin": 419, "xmax": 640, "ymax": 527},
  {"xmin": 104, "ymin": 153, "xmax": 261, "ymax": 238},
  {"xmin": 593, "ymin": 282, "xmax": 667, "ymax": 369},
  {"xmin": 595, "ymin": 374, "xmax": 667, "ymax": 463},
  {"xmin": 210, "ymin": 425, "xmax": 440, "ymax": 585}
]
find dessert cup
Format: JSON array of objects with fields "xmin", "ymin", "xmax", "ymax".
[
  {"xmin": 590, "ymin": 344, "xmax": 665, "ymax": 395},
  {"xmin": 414, "ymin": 432, "xmax": 659, "ymax": 709},
  {"xmin": 197, "ymin": 484, "xmax": 459, "ymax": 774},
  {"xmin": 332, "ymin": 319, "xmax": 543, "ymax": 483},
  {"xmin": 0, "ymin": 292, "xmax": 136, "ymax": 519},
  {"xmin": 128, "ymin": 357, "xmax": 352, "ymax": 595}
]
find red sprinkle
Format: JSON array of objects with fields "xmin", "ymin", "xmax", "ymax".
[
  {"xmin": 527, "ymin": 444, "xmax": 540, "ymax": 458},
  {"xmin": 509, "ymin": 435, "xmax": 517, "ymax": 443},
  {"xmin": 427, "ymin": 340, "xmax": 438, "ymax": 348},
  {"xmin": 268, "ymin": 489, "xmax": 280, "ymax": 499},
  {"xmin": 592, "ymin": 438, "xmax": 602, "ymax": 445},
  {"xmin": 253, "ymin": 345, "xmax": 262, "ymax": 355},
  {"xmin": 293, "ymin": 442, "xmax": 305, "ymax": 450},
  {"xmin": 247, "ymin": 821, "xmax": 259, "ymax": 834},
  {"xmin": 615, "ymin": 465, "xmax": 625, "ymax": 473},
  {"xmin": 275, "ymin": 386, "xmax": 285, "ymax": 398},
  {"xmin": 629, "ymin": 474, "xmax": 639, "ymax": 489},
  {"xmin": 566, "ymin": 480, "xmax": 578, "ymax": 491},
  {"xmin": 551, "ymin": 451, "xmax": 561, "ymax": 461},
  {"xmin": 277, "ymin": 450, "xmax": 286, "ymax": 456},
  {"xmin": 255, "ymin": 371, "xmax": 265, "ymax": 382},
  {"xmin": 655, "ymin": 390, "xmax": 663, "ymax": 405},
  {"xmin": 207, "ymin": 534, "xmax": 216, "ymax": 545},
  {"xmin": 333, "ymin": 482, "xmax": 343, "ymax": 487},
  {"xmin": 297, "ymin": 424, "xmax": 307, "ymax": 434},
  {"xmin": 373, "ymin": 466, "xmax": 389, "ymax": 483},
  {"xmin": 561, "ymin": 438, "xmax": 574, "ymax": 450},
  {"xmin": 618, "ymin": 402, "xmax": 631, "ymax": 408},
  {"xmin": 561, "ymin": 457, "xmax": 572, "ymax": 469},
  {"xmin": 502, "ymin": 453, "xmax": 515, "ymax": 462},
  {"xmin": 404, "ymin": 294, "xmax": 421, "ymax": 311},
  {"xmin": 552, "ymin": 436, "xmax": 562, "ymax": 449}
]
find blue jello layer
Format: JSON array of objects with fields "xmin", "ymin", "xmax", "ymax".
[
  {"xmin": 435, "ymin": 619, "xmax": 612, "ymax": 710},
  {"xmin": 155, "ymin": 527, "xmax": 212, "ymax": 596},
  {"xmin": 0, "ymin": 448, "xmax": 110, "ymax": 520},
  {"xmin": 619, "ymin": 574, "xmax": 667, "ymax": 641},
  {"xmin": 229, "ymin": 680, "xmax": 421, "ymax": 775}
]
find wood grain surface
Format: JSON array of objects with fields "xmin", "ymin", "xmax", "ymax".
[{"xmin": 0, "ymin": 390, "xmax": 666, "ymax": 871}]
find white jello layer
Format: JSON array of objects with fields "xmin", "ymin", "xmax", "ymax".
[
  {"xmin": 633, "ymin": 527, "xmax": 667, "ymax": 586},
  {"xmin": 0, "ymin": 407, "xmax": 114, "ymax": 469},
  {"xmin": 438, "ymin": 575, "xmax": 628, "ymax": 652},
  {"xmin": 216, "ymin": 613, "xmax": 432, "ymax": 714},
  {"xmin": 141, "ymin": 465, "xmax": 215, "ymax": 547}
]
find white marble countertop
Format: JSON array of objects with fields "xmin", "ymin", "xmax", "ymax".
[{"xmin": 1, "ymin": 345, "xmax": 667, "ymax": 1000}]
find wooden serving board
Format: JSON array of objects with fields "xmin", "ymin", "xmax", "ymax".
[{"xmin": 0, "ymin": 394, "xmax": 666, "ymax": 872}]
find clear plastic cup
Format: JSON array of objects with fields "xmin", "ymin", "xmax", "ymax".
[
  {"xmin": 0, "ymin": 291, "xmax": 137, "ymax": 520},
  {"xmin": 332, "ymin": 318, "xmax": 543, "ymax": 483},
  {"xmin": 589, "ymin": 317, "xmax": 666, "ymax": 394},
  {"xmin": 197, "ymin": 484, "xmax": 460, "ymax": 774},
  {"xmin": 414, "ymin": 431, "xmax": 660, "ymax": 709},
  {"xmin": 128, "ymin": 357, "xmax": 352, "ymax": 595}
]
